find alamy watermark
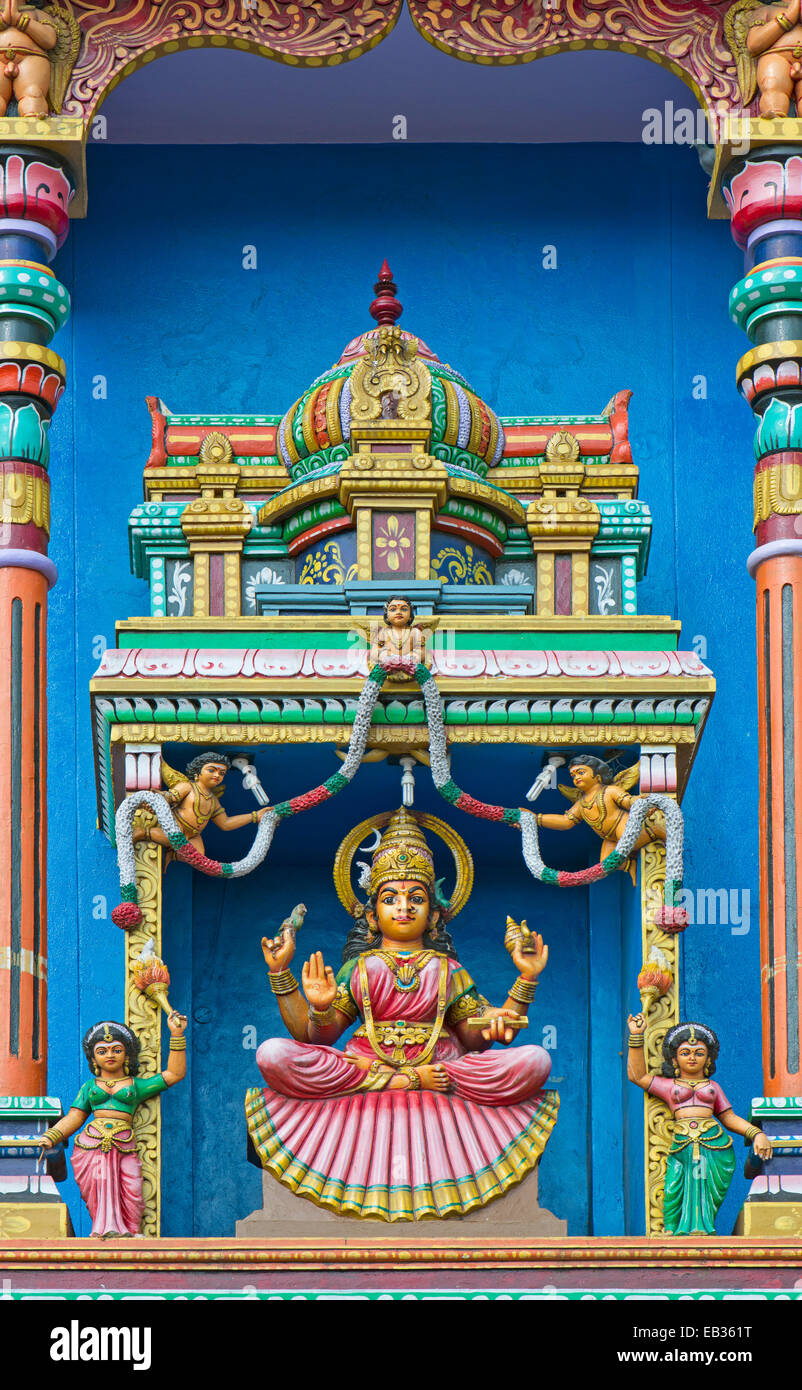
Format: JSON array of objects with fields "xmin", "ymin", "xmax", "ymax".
[
  {"xmin": 647, "ymin": 886, "xmax": 751, "ymax": 936},
  {"xmin": 642, "ymin": 102, "xmax": 754, "ymax": 157}
]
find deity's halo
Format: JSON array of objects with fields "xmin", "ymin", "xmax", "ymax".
[{"xmin": 332, "ymin": 808, "xmax": 474, "ymax": 923}]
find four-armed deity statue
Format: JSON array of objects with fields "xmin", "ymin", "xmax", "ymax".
[{"xmin": 245, "ymin": 809, "xmax": 559, "ymax": 1221}]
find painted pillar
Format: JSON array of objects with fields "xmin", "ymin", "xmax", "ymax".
[
  {"xmin": 0, "ymin": 147, "xmax": 73, "ymax": 1236},
  {"xmin": 722, "ymin": 150, "xmax": 802, "ymax": 1234}
]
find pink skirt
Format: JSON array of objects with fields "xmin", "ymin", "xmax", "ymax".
[
  {"xmin": 246, "ymin": 1037, "xmax": 559, "ymax": 1221},
  {"xmin": 71, "ymin": 1120, "xmax": 144, "ymax": 1237}
]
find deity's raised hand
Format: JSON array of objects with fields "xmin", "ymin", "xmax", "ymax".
[
  {"xmin": 302, "ymin": 951, "xmax": 337, "ymax": 1010},
  {"xmin": 261, "ymin": 928, "xmax": 296, "ymax": 972},
  {"xmin": 506, "ymin": 919, "xmax": 548, "ymax": 981}
]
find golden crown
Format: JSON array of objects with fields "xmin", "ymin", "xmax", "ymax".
[{"xmin": 370, "ymin": 807, "xmax": 435, "ymax": 895}]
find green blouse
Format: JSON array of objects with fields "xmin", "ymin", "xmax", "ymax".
[{"xmin": 72, "ymin": 1074, "xmax": 167, "ymax": 1116}]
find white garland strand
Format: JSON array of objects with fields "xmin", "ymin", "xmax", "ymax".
[
  {"xmin": 115, "ymin": 791, "xmax": 279, "ymax": 886},
  {"xmin": 113, "ymin": 667, "xmax": 386, "ymax": 916},
  {"xmin": 520, "ymin": 796, "xmax": 684, "ymax": 886}
]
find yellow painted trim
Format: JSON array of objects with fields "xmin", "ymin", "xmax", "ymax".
[{"xmin": 115, "ymin": 613, "xmax": 683, "ymax": 633}]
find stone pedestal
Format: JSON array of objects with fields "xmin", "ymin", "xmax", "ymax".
[{"xmin": 237, "ymin": 1164, "xmax": 566, "ymax": 1239}]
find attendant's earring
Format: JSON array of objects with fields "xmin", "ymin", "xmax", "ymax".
[
  {"xmin": 673, "ymin": 1062, "xmax": 680, "ymax": 1078},
  {"xmin": 123, "ymin": 1060, "xmax": 130, "ymax": 1076}
]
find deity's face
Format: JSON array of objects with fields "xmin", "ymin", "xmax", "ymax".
[
  {"xmin": 569, "ymin": 763, "xmax": 598, "ymax": 793},
  {"xmin": 385, "ymin": 598, "xmax": 412, "ymax": 630},
  {"xmin": 675, "ymin": 1040, "xmax": 709, "ymax": 1077},
  {"xmin": 92, "ymin": 1041, "xmax": 127, "ymax": 1076},
  {"xmin": 368, "ymin": 878, "xmax": 438, "ymax": 945},
  {"xmin": 197, "ymin": 762, "xmax": 227, "ymax": 789}
]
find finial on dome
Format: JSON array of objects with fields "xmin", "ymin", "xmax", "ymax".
[{"xmin": 369, "ymin": 260, "xmax": 402, "ymax": 327}]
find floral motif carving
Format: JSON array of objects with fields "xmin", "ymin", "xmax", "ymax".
[
  {"xmin": 408, "ymin": 0, "xmax": 740, "ymax": 116},
  {"xmin": 61, "ymin": 0, "xmax": 403, "ymax": 118}
]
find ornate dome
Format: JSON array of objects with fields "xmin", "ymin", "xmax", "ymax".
[{"xmin": 275, "ymin": 263, "xmax": 505, "ymax": 483}]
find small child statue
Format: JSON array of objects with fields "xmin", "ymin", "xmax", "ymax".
[{"xmin": 369, "ymin": 595, "xmax": 428, "ymax": 677}]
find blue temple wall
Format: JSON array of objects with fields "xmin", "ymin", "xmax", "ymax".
[{"xmin": 45, "ymin": 141, "xmax": 755, "ymax": 1237}]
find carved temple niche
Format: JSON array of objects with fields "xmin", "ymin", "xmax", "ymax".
[{"xmin": 16, "ymin": 0, "xmax": 756, "ymax": 149}]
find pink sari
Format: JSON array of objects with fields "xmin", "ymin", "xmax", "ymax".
[
  {"xmin": 71, "ymin": 1120, "xmax": 144, "ymax": 1237},
  {"xmin": 246, "ymin": 955, "xmax": 558, "ymax": 1221}
]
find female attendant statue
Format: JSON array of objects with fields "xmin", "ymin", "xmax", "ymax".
[
  {"xmin": 626, "ymin": 1013, "xmax": 772, "ymax": 1234},
  {"xmin": 38, "ymin": 1014, "xmax": 188, "ymax": 1237},
  {"xmin": 246, "ymin": 808, "xmax": 558, "ymax": 1221}
]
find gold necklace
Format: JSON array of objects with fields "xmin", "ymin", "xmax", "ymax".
[{"xmin": 374, "ymin": 949, "xmax": 436, "ymax": 992}]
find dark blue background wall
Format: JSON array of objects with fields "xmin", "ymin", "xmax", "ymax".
[{"xmin": 45, "ymin": 142, "xmax": 756, "ymax": 1237}]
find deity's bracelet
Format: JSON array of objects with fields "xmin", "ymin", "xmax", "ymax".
[
  {"xmin": 508, "ymin": 976, "xmax": 537, "ymax": 1005},
  {"xmin": 169, "ymin": 1037, "xmax": 187, "ymax": 1050},
  {"xmin": 308, "ymin": 1005, "xmax": 336, "ymax": 1026},
  {"xmin": 778, "ymin": 11, "xmax": 793, "ymax": 30},
  {"xmin": 628, "ymin": 1034, "xmax": 645, "ymax": 1048},
  {"xmin": 269, "ymin": 969, "xmax": 299, "ymax": 996}
]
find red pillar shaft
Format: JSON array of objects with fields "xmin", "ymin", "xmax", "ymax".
[{"xmin": 0, "ymin": 566, "xmax": 48, "ymax": 1095}]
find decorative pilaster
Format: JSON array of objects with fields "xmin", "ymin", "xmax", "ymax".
[
  {"xmin": 638, "ymin": 747, "xmax": 680, "ymax": 1235},
  {"xmin": 526, "ymin": 432, "xmax": 600, "ymax": 616},
  {"xmin": 0, "ymin": 144, "xmax": 74, "ymax": 1237},
  {"xmin": 180, "ymin": 433, "xmax": 252, "ymax": 617},
  {"xmin": 718, "ymin": 147, "xmax": 802, "ymax": 1234}
]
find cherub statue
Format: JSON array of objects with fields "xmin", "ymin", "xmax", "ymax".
[
  {"xmin": 726, "ymin": 0, "xmax": 802, "ymax": 117},
  {"xmin": 532, "ymin": 755, "xmax": 665, "ymax": 884},
  {"xmin": 0, "ymin": 2, "xmax": 80, "ymax": 118},
  {"xmin": 369, "ymin": 594, "xmax": 428, "ymax": 676},
  {"xmin": 132, "ymin": 751, "xmax": 270, "ymax": 856},
  {"xmin": 627, "ymin": 1014, "xmax": 772, "ymax": 1235}
]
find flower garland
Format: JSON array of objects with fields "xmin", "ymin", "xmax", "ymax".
[
  {"xmin": 111, "ymin": 654, "xmax": 689, "ymax": 933},
  {"xmin": 111, "ymin": 664, "xmax": 388, "ymax": 929},
  {"xmin": 414, "ymin": 660, "xmax": 688, "ymax": 930}
]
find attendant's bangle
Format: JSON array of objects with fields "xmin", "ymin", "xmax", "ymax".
[
  {"xmin": 628, "ymin": 1035, "xmax": 645, "ymax": 1049},
  {"xmin": 18, "ymin": 14, "xmax": 30, "ymax": 32},
  {"xmin": 308, "ymin": 1005, "xmax": 336, "ymax": 1026},
  {"xmin": 509, "ymin": 976, "xmax": 537, "ymax": 1005},
  {"xmin": 535, "ymin": 813, "xmax": 542, "ymax": 826},
  {"xmin": 169, "ymin": 1037, "xmax": 186, "ymax": 1051},
  {"xmin": 269, "ymin": 969, "xmax": 299, "ymax": 996},
  {"xmin": 777, "ymin": 11, "xmax": 793, "ymax": 30},
  {"xmin": 251, "ymin": 809, "xmax": 258, "ymax": 823},
  {"xmin": 42, "ymin": 1125, "xmax": 64, "ymax": 1144},
  {"xmin": 744, "ymin": 1124, "xmax": 762, "ymax": 1143}
]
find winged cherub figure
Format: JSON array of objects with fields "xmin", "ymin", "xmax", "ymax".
[
  {"xmin": 0, "ymin": 2, "xmax": 80, "ymax": 118},
  {"xmin": 726, "ymin": 0, "xmax": 802, "ymax": 118},
  {"xmin": 532, "ymin": 756, "xmax": 665, "ymax": 884}
]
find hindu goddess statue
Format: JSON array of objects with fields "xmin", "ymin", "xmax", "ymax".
[{"xmin": 246, "ymin": 809, "xmax": 559, "ymax": 1220}]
